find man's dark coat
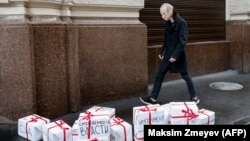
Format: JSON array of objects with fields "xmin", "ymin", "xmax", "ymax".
[{"xmin": 160, "ymin": 12, "xmax": 189, "ymax": 73}]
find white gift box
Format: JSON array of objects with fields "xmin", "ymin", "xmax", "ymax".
[
  {"xmin": 170, "ymin": 102, "xmax": 199, "ymax": 125},
  {"xmin": 190, "ymin": 109, "xmax": 215, "ymax": 125},
  {"xmin": 71, "ymin": 120, "xmax": 110, "ymax": 141},
  {"xmin": 43, "ymin": 120, "xmax": 72, "ymax": 141},
  {"xmin": 18, "ymin": 114, "xmax": 50, "ymax": 141},
  {"xmin": 72, "ymin": 119, "xmax": 81, "ymax": 141},
  {"xmin": 73, "ymin": 111, "xmax": 110, "ymax": 140},
  {"xmin": 133, "ymin": 104, "xmax": 165, "ymax": 141},
  {"xmin": 86, "ymin": 106, "xmax": 115, "ymax": 119},
  {"xmin": 110, "ymin": 117, "xmax": 133, "ymax": 141},
  {"xmin": 160, "ymin": 103, "xmax": 171, "ymax": 125}
]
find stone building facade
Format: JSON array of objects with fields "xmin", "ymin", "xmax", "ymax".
[{"xmin": 0, "ymin": 0, "xmax": 147, "ymax": 120}]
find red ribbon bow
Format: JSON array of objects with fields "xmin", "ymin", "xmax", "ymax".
[
  {"xmin": 137, "ymin": 105, "xmax": 157, "ymax": 125},
  {"xmin": 171, "ymin": 102, "xmax": 198, "ymax": 124},
  {"xmin": 79, "ymin": 111, "xmax": 109, "ymax": 139},
  {"xmin": 111, "ymin": 117, "xmax": 127, "ymax": 141},
  {"xmin": 80, "ymin": 111, "xmax": 93, "ymax": 139},
  {"xmin": 47, "ymin": 120, "xmax": 69, "ymax": 141},
  {"xmin": 25, "ymin": 114, "xmax": 48, "ymax": 139}
]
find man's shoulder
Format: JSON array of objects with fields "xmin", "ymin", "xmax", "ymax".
[
  {"xmin": 175, "ymin": 16, "xmax": 187, "ymax": 27},
  {"xmin": 176, "ymin": 16, "xmax": 186, "ymax": 23},
  {"xmin": 174, "ymin": 13, "xmax": 186, "ymax": 22}
]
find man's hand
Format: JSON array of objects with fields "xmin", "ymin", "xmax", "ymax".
[
  {"xmin": 169, "ymin": 57, "xmax": 176, "ymax": 62},
  {"xmin": 159, "ymin": 54, "xmax": 164, "ymax": 60}
]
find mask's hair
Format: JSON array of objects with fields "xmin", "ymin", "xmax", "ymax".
[{"xmin": 160, "ymin": 3, "xmax": 174, "ymax": 13}]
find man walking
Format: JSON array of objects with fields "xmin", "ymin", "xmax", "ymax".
[{"xmin": 140, "ymin": 3, "xmax": 200, "ymax": 105}]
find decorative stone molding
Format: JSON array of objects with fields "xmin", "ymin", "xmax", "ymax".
[
  {"xmin": 229, "ymin": 0, "xmax": 250, "ymax": 14},
  {"xmin": 0, "ymin": 0, "xmax": 9, "ymax": 4},
  {"xmin": 73, "ymin": 0, "xmax": 144, "ymax": 7},
  {"xmin": 61, "ymin": 0, "xmax": 74, "ymax": 17},
  {"xmin": 0, "ymin": 1, "xmax": 27, "ymax": 16},
  {"xmin": 0, "ymin": 0, "xmax": 144, "ymax": 19},
  {"xmin": 227, "ymin": 0, "xmax": 250, "ymax": 20}
]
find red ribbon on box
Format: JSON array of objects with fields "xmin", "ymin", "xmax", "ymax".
[
  {"xmin": 25, "ymin": 114, "xmax": 48, "ymax": 140},
  {"xmin": 111, "ymin": 117, "xmax": 127, "ymax": 141},
  {"xmin": 134, "ymin": 105, "xmax": 158, "ymax": 141},
  {"xmin": 135, "ymin": 105, "xmax": 158, "ymax": 125},
  {"xmin": 199, "ymin": 109, "xmax": 211, "ymax": 125},
  {"xmin": 47, "ymin": 120, "xmax": 69, "ymax": 141},
  {"xmin": 79, "ymin": 111, "xmax": 109, "ymax": 139},
  {"xmin": 171, "ymin": 102, "xmax": 198, "ymax": 125}
]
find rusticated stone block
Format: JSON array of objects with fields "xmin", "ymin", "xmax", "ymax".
[{"xmin": 77, "ymin": 24, "xmax": 148, "ymax": 106}]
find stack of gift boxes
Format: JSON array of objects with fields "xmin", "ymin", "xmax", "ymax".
[
  {"xmin": 71, "ymin": 106, "xmax": 132, "ymax": 141},
  {"xmin": 18, "ymin": 106, "xmax": 133, "ymax": 141},
  {"xmin": 133, "ymin": 101, "xmax": 215, "ymax": 140},
  {"xmin": 18, "ymin": 102, "xmax": 214, "ymax": 141}
]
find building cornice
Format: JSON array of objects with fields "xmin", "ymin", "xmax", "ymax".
[
  {"xmin": 227, "ymin": 0, "xmax": 250, "ymax": 21},
  {"xmin": 0, "ymin": 0, "xmax": 144, "ymax": 19}
]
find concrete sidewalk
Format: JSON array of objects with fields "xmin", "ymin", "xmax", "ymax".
[{"xmin": 2, "ymin": 70, "xmax": 250, "ymax": 140}]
